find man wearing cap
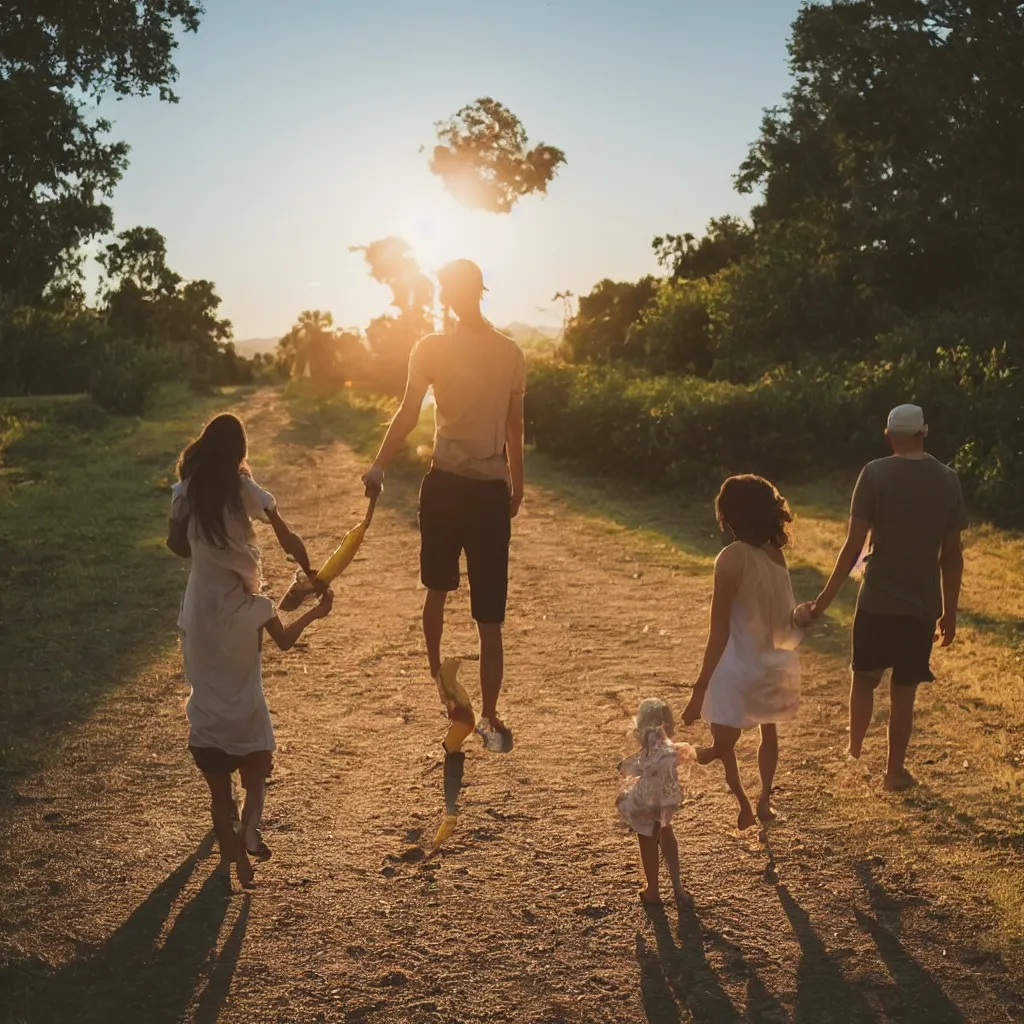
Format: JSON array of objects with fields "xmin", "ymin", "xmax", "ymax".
[
  {"xmin": 797, "ymin": 404, "xmax": 967, "ymax": 790},
  {"xmin": 362, "ymin": 259, "xmax": 525, "ymax": 755}
]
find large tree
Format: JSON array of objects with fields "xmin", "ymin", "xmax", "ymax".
[
  {"xmin": 0, "ymin": 1, "xmax": 203, "ymax": 303},
  {"xmin": 429, "ymin": 98, "xmax": 566, "ymax": 214},
  {"xmin": 723, "ymin": 0, "xmax": 1024, "ymax": 366}
]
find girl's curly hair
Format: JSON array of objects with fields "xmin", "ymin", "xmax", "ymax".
[{"xmin": 715, "ymin": 474, "xmax": 793, "ymax": 549}]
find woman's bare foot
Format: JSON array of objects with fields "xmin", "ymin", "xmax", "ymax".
[
  {"xmin": 695, "ymin": 746, "xmax": 717, "ymax": 766},
  {"xmin": 756, "ymin": 795, "xmax": 777, "ymax": 823},
  {"xmin": 737, "ymin": 804, "xmax": 757, "ymax": 830},
  {"xmin": 639, "ymin": 888, "xmax": 663, "ymax": 906},
  {"xmin": 883, "ymin": 770, "xmax": 918, "ymax": 792}
]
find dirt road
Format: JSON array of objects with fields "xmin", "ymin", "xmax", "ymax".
[{"xmin": 1, "ymin": 390, "xmax": 1020, "ymax": 1023}]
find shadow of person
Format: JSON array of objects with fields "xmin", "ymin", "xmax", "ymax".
[
  {"xmin": 853, "ymin": 861, "xmax": 968, "ymax": 1024},
  {"xmin": 635, "ymin": 902, "xmax": 744, "ymax": 1024},
  {"xmin": 2, "ymin": 833, "xmax": 249, "ymax": 1024},
  {"xmin": 777, "ymin": 883, "xmax": 878, "ymax": 1023}
]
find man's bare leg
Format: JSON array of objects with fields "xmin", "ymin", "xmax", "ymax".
[
  {"xmin": 478, "ymin": 622, "xmax": 504, "ymax": 724},
  {"xmin": 756, "ymin": 724, "xmax": 779, "ymax": 822},
  {"xmin": 885, "ymin": 681, "xmax": 919, "ymax": 790},
  {"xmin": 423, "ymin": 588, "xmax": 447, "ymax": 679},
  {"xmin": 849, "ymin": 670, "xmax": 883, "ymax": 758}
]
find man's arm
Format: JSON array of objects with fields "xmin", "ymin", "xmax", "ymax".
[
  {"xmin": 506, "ymin": 393, "xmax": 525, "ymax": 517},
  {"xmin": 938, "ymin": 529, "xmax": 964, "ymax": 646},
  {"xmin": 363, "ymin": 375, "xmax": 429, "ymax": 492},
  {"xmin": 811, "ymin": 515, "xmax": 871, "ymax": 618}
]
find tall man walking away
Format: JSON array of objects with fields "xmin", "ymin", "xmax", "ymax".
[
  {"xmin": 363, "ymin": 259, "xmax": 525, "ymax": 755},
  {"xmin": 798, "ymin": 405, "xmax": 967, "ymax": 790}
]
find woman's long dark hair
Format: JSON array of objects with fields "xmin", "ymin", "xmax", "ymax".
[
  {"xmin": 176, "ymin": 413, "xmax": 250, "ymax": 548},
  {"xmin": 715, "ymin": 474, "xmax": 793, "ymax": 549}
]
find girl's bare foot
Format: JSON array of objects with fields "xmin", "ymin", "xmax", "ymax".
[
  {"xmin": 756, "ymin": 795, "xmax": 777, "ymax": 823},
  {"xmin": 639, "ymin": 888, "xmax": 662, "ymax": 906},
  {"xmin": 883, "ymin": 770, "xmax": 918, "ymax": 792},
  {"xmin": 695, "ymin": 746, "xmax": 717, "ymax": 766},
  {"xmin": 234, "ymin": 841, "xmax": 255, "ymax": 888},
  {"xmin": 737, "ymin": 804, "xmax": 757, "ymax": 830}
]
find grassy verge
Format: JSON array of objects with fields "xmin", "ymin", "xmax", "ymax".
[{"xmin": 0, "ymin": 385, "xmax": 249, "ymax": 802}]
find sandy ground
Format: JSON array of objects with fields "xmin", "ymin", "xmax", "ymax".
[{"xmin": 1, "ymin": 389, "xmax": 1021, "ymax": 1024}]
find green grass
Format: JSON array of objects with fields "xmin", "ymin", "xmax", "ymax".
[{"xmin": 0, "ymin": 385, "xmax": 247, "ymax": 802}]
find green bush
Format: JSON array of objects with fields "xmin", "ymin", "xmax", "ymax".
[
  {"xmin": 88, "ymin": 341, "xmax": 177, "ymax": 416},
  {"xmin": 525, "ymin": 347, "xmax": 1022, "ymax": 526}
]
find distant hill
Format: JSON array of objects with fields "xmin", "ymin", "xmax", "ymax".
[
  {"xmin": 233, "ymin": 337, "xmax": 278, "ymax": 358},
  {"xmin": 501, "ymin": 323, "xmax": 562, "ymax": 354}
]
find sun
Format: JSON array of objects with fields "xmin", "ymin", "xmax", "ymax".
[{"xmin": 402, "ymin": 195, "xmax": 495, "ymax": 277}]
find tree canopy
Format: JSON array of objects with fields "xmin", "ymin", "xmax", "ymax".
[{"xmin": 429, "ymin": 98, "xmax": 566, "ymax": 214}]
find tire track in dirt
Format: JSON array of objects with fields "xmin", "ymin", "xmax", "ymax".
[{"xmin": 1, "ymin": 389, "xmax": 1020, "ymax": 1023}]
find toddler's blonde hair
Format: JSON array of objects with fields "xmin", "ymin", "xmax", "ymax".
[{"xmin": 633, "ymin": 697, "xmax": 672, "ymax": 745}]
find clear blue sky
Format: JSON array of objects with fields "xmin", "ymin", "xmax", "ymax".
[{"xmin": 101, "ymin": 0, "xmax": 801, "ymax": 339}]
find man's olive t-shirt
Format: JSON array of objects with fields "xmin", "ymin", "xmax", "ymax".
[{"xmin": 851, "ymin": 454, "xmax": 968, "ymax": 622}]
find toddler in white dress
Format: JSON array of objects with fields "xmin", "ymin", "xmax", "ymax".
[{"xmin": 617, "ymin": 699, "xmax": 696, "ymax": 908}]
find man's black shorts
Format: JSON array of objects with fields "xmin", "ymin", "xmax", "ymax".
[
  {"xmin": 419, "ymin": 468, "xmax": 511, "ymax": 624},
  {"xmin": 189, "ymin": 746, "xmax": 273, "ymax": 777},
  {"xmin": 852, "ymin": 609, "xmax": 936, "ymax": 685}
]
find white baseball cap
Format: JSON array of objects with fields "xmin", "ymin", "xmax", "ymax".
[{"xmin": 886, "ymin": 404, "xmax": 928, "ymax": 436}]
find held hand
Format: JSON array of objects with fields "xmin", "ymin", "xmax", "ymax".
[
  {"xmin": 936, "ymin": 611, "xmax": 956, "ymax": 647},
  {"xmin": 362, "ymin": 464, "xmax": 385, "ymax": 498},
  {"xmin": 793, "ymin": 602, "xmax": 816, "ymax": 629},
  {"xmin": 305, "ymin": 569, "xmax": 329, "ymax": 598},
  {"xmin": 510, "ymin": 492, "xmax": 523, "ymax": 519},
  {"xmin": 681, "ymin": 688, "xmax": 705, "ymax": 727},
  {"xmin": 313, "ymin": 588, "xmax": 334, "ymax": 619}
]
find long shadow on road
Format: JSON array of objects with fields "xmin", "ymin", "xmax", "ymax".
[{"xmin": 1, "ymin": 833, "xmax": 249, "ymax": 1024}]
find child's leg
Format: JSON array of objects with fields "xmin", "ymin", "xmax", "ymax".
[
  {"xmin": 756, "ymin": 724, "xmax": 778, "ymax": 822},
  {"xmin": 884, "ymin": 680, "xmax": 919, "ymax": 789},
  {"xmin": 658, "ymin": 824, "xmax": 684, "ymax": 903},
  {"xmin": 637, "ymin": 825, "xmax": 662, "ymax": 903},
  {"xmin": 709, "ymin": 724, "xmax": 756, "ymax": 830},
  {"xmin": 202, "ymin": 771, "xmax": 253, "ymax": 887},
  {"xmin": 239, "ymin": 757, "xmax": 269, "ymax": 857}
]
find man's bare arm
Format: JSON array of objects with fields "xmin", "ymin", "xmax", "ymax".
[{"xmin": 506, "ymin": 393, "xmax": 525, "ymax": 517}]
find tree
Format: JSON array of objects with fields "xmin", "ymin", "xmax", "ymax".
[
  {"xmin": 0, "ymin": 1, "xmax": 203, "ymax": 302},
  {"xmin": 429, "ymin": 98, "xmax": 566, "ymax": 214},
  {"xmin": 653, "ymin": 216, "xmax": 754, "ymax": 281},
  {"xmin": 724, "ymin": 0, "xmax": 1024, "ymax": 367},
  {"xmin": 350, "ymin": 238, "xmax": 435, "ymax": 389},
  {"xmin": 278, "ymin": 310, "xmax": 366, "ymax": 386},
  {"xmin": 562, "ymin": 277, "xmax": 659, "ymax": 366}
]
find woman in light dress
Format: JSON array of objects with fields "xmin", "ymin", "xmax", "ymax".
[
  {"xmin": 682, "ymin": 475, "xmax": 802, "ymax": 830},
  {"xmin": 167, "ymin": 413, "xmax": 333, "ymax": 888}
]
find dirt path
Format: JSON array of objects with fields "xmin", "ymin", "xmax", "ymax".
[{"xmin": 1, "ymin": 389, "xmax": 1021, "ymax": 1023}]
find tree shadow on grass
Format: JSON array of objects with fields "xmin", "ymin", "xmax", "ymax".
[{"xmin": 1, "ymin": 833, "xmax": 249, "ymax": 1024}]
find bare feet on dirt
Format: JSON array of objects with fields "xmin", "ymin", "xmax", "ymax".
[
  {"xmin": 737, "ymin": 804, "xmax": 758, "ymax": 831},
  {"xmin": 884, "ymin": 770, "xmax": 918, "ymax": 792},
  {"xmin": 756, "ymin": 795, "xmax": 777, "ymax": 823}
]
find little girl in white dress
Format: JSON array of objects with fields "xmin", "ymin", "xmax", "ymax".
[
  {"xmin": 683, "ymin": 474, "xmax": 803, "ymax": 830},
  {"xmin": 617, "ymin": 698, "xmax": 696, "ymax": 907}
]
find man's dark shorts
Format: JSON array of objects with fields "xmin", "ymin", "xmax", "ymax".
[
  {"xmin": 852, "ymin": 609, "xmax": 936, "ymax": 685},
  {"xmin": 419, "ymin": 467, "xmax": 511, "ymax": 624}
]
